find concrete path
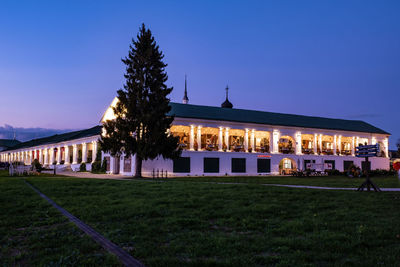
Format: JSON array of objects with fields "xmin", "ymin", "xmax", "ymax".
[
  {"xmin": 24, "ymin": 179, "xmax": 145, "ymax": 267},
  {"xmin": 54, "ymin": 170, "xmax": 131, "ymax": 180}
]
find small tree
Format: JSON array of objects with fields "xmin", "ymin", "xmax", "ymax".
[
  {"xmin": 100, "ymin": 24, "xmax": 181, "ymax": 177},
  {"xmin": 31, "ymin": 159, "xmax": 42, "ymax": 173},
  {"xmin": 101, "ymin": 158, "xmax": 107, "ymax": 173},
  {"xmin": 79, "ymin": 162, "xmax": 86, "ymax": 172}
]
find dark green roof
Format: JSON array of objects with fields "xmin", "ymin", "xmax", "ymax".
[
  {"xmin": 168, "ymin": 103, "xmax": 389, "ymax": 135},
  {"xmin": 0, "ymin": 139, "xmax": 21, "ymax": 148},
  {"xmin": 4, "ymin": 126, "xmax": 101, "ymax": 152}
]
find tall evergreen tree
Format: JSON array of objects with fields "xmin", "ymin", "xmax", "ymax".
[{"xmin": 100, "ymin": 24, "xmax": 181, "ymax": 177}]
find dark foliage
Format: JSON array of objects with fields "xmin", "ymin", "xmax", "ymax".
[
  {"xmin": 79, "ymin": 162, "xmax": 86, "ymax": 172},
  {"xmin": 101, "ymin": 158, "xmax": 107, "ymax": 173},
  {"xmin": 100, "ymin": 24, "xmax": 181, "ymax": 177},
  {"xmin": 31, "ymin": 159, "xmax": 42, "ymax": 173}
]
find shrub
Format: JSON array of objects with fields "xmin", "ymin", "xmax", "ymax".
[
  {"xmin": 91, "ymin": 161, "xmax": 102, "ymax": 173},
  {"xmin": 101, "ymin": 158, "xmax": 107, "ymax": 173},
  {"xmin": 79, "ymin": 162, "xmax": 86, "ymax": 172},
  {"xmin": 326, "ymin": 169, "xmax": 341, "ymax": 176},
  {"xmin": 31, "ymin": 159, "xmax": 42, "ymax": 173},
  {"xmin": 60, "ymin": 160, "xmax": 65, "ymax": 165}
]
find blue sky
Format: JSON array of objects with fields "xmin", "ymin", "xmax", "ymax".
[{"xmin": 0, "ymin": 1, "xmax": 399, "ymax": 148}]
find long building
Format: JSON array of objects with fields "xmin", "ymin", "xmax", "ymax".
[{"xmin": 1, "ymin": 93, "xmax": 390, "ymax": 176}]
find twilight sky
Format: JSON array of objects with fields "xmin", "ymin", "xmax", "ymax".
[{"xmin": 0, "ymin": 1, "xmax": 399, "ymax": 148}]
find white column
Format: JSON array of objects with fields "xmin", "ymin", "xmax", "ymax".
[
  {"xmin": 384, "ymin": 138, "xmax": 389, "ymax": 158},
  {"xmin": 72, "ymin": 144, "xmax": 78, "ymax": 164},
  {"xmin": 250, "ymin": 129, "xmax": 255, "ymax": 153},
  {"xmin": 333, "ymin": 135, "xmax": 337, "ymax": 155},
  {"xmin": 371, "ymin": 137, "xmax": 377, "ymax": 145},
  {"xmin": 218, "ymin": 127, "xmax": 223, "ymax": 151},
  {"xmin": 197, "ymin": 126, "xmax": 202, "ymax": 151},
  {"xmin": 49, "ymin": 148, "xmax": 55, "ymax": 165},
  {"xmin": 91, "ymin": 141, "xmax": 97, "ymax": 163},
  {"xmin": 56, "ymin": 146, "xmax": 61, "ymax": 164},
  {"xmin": 352, "ymin": 137, "xmax": 355, "ymax": 156},
  {"xmin": 82, "ymin": 143, "xmax": 87, "ymax": 163},
  {"xmin": 244, "ymin": 129, "xmax": 249, "ymax": 152},
  {"xmin": 313, "ymin": 134, "xmax": 318, "ymax": 154},
  {"xmin": 319, "ymin": 134, "xmax": 323, "ymax": 153},
  {"xmin": 272, "ymin": 130, "xmax": 279, "ymax": 153},
  {"xmin": 338, "ymin": 135, "xmax": 342, "ymax": 155},
  {"xmin": 190, "ymin": 125, "xmax": 195, "ymax": 151},
  {"xmin": 44, "ymin": 149, "xmax": 48, "ymax": 165},
  {"xmin": 39, "ymin": 149, "xmax": 43, "ymax": 164},
  {"xmin": 65, "ymin": 145, "xmax": 70, "ymax": 164},
  {"xmin": 225, "ymin": 128, "xmax": 230, "ymax": 151},
  {"xmin": 295, "ymin": 131, "xmax": 302, "ymax": 155}
]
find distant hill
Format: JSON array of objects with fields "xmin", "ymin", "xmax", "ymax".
[{"xmin": 0, "ymin": 124, "xmax": 76, "ymax": 142}]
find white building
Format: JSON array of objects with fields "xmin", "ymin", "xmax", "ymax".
[
  {"xmin": 100, "ymin": 95, "xmax": 390, "ymax": 176},
  {"xmin": 0, "ymin": 95, "xmax": 390, "ymax": 176}
]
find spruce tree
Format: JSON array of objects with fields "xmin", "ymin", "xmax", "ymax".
[{"xmin": 100, "ymin": 24, "xmax": 181, "ymax": 177}]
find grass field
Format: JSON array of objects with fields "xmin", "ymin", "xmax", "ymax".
[
  {"xmin": 0, "ymin": 173, "xmax": 121, "ymax": 266},
  {"xmin": 165, "ymin": 174, "xmax": 400, "ymax": 188},
  {"xmin": 16, "ymin": 175, "xmax": 400, "ymax": 266},
  {"xmin": 1, "ymin": 168, "xmax": 400, "ymax": 266}
]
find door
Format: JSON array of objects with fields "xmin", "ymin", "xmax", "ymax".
[{"xmin": 114, "ymin": 156, "xmax": 120, "ymax": 174}]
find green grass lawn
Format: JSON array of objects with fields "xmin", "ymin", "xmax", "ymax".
[
  {"xmin": 164, "ymin": 175, "xmax": 400, "ymax": 188},
  {"xmin": 24, "ymin": 176, "xmax": 400, "ymax": 266},
  {"xmin": 0, "ymin": 175, "xmax": 121, "ymax": 266}
]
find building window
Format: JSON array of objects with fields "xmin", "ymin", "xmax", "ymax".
[
  {"xmin": 257, "ymin": 158, "xmax": 270, "ymax": 173},
  {"xmin": 204, "ymin": 157, "xmax": 219, "ymax": 173},
  {"xmin": 173, "ymin": 157, "xmax": 190, "ymax": 173},
  {"xmin": 324, "ymin": 160, "xmax": 335, "ymax": 170},
  {"xmin": 343, "ymin": 160, "xmax": 353, "ymax": 171},
  {"xmin": 231, "ymin": 158, "xmax": 246, "ymax": 173}
]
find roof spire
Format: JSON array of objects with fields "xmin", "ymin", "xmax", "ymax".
[
  {"xmin": 221, "ymin": 84, "xmax": 233, "ymax": 108},
  {"xmin": 182, "ymin": 74, "xmax": 189, "ymax": 104}
]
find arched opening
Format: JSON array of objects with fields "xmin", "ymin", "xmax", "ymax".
[
  {"xmin": 340, "ymin": 137, "xmax": 352, "ymax": 155},
  {"xmin": 378, "ymin": 141, "xmax": 386, "ymax": 157},
  {"xmin": 321, "ymin": 135, "xmax": 334, "ymax": 155},
  {"xmin": 279, "ymin": 136, "xmax": 295, "ymax": 154},
  {"xmin": 201, "ymin": 127, "xmax": 219, "ymax": 151},
  {"xmin": 301, "ymin": 134, "xmax": 314, "ymax": 154},
  {"xmin": 228, "ymin": 129, "xmax": 245, "ymax": 152},
  {"xmin": 279, "ymin": 157, "xmax": 297, "ymax": 175},
  {"xmin": 254, "ymin": 131, "xmax": 270, "ymax": 153},
  {"xmin": 170, "ymin": 125, "xmax": 190, "ymax": 150}
]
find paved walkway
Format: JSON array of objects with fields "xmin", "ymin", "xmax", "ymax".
[
  {"xmin": 53, "ymin": 171, "xmax": 400, "ymax": 192},
  {"xmin": 24, "ymin": 179, "xmax": 145, "ymax": 267},
  {"xmin": 54, "ymin": 170, "xmax": 131, "ymax": 180}
]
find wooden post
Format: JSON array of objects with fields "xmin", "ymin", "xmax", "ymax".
[{"xmin": 357, "ymin": 156, "xmax": 381, "ymax": 192}]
